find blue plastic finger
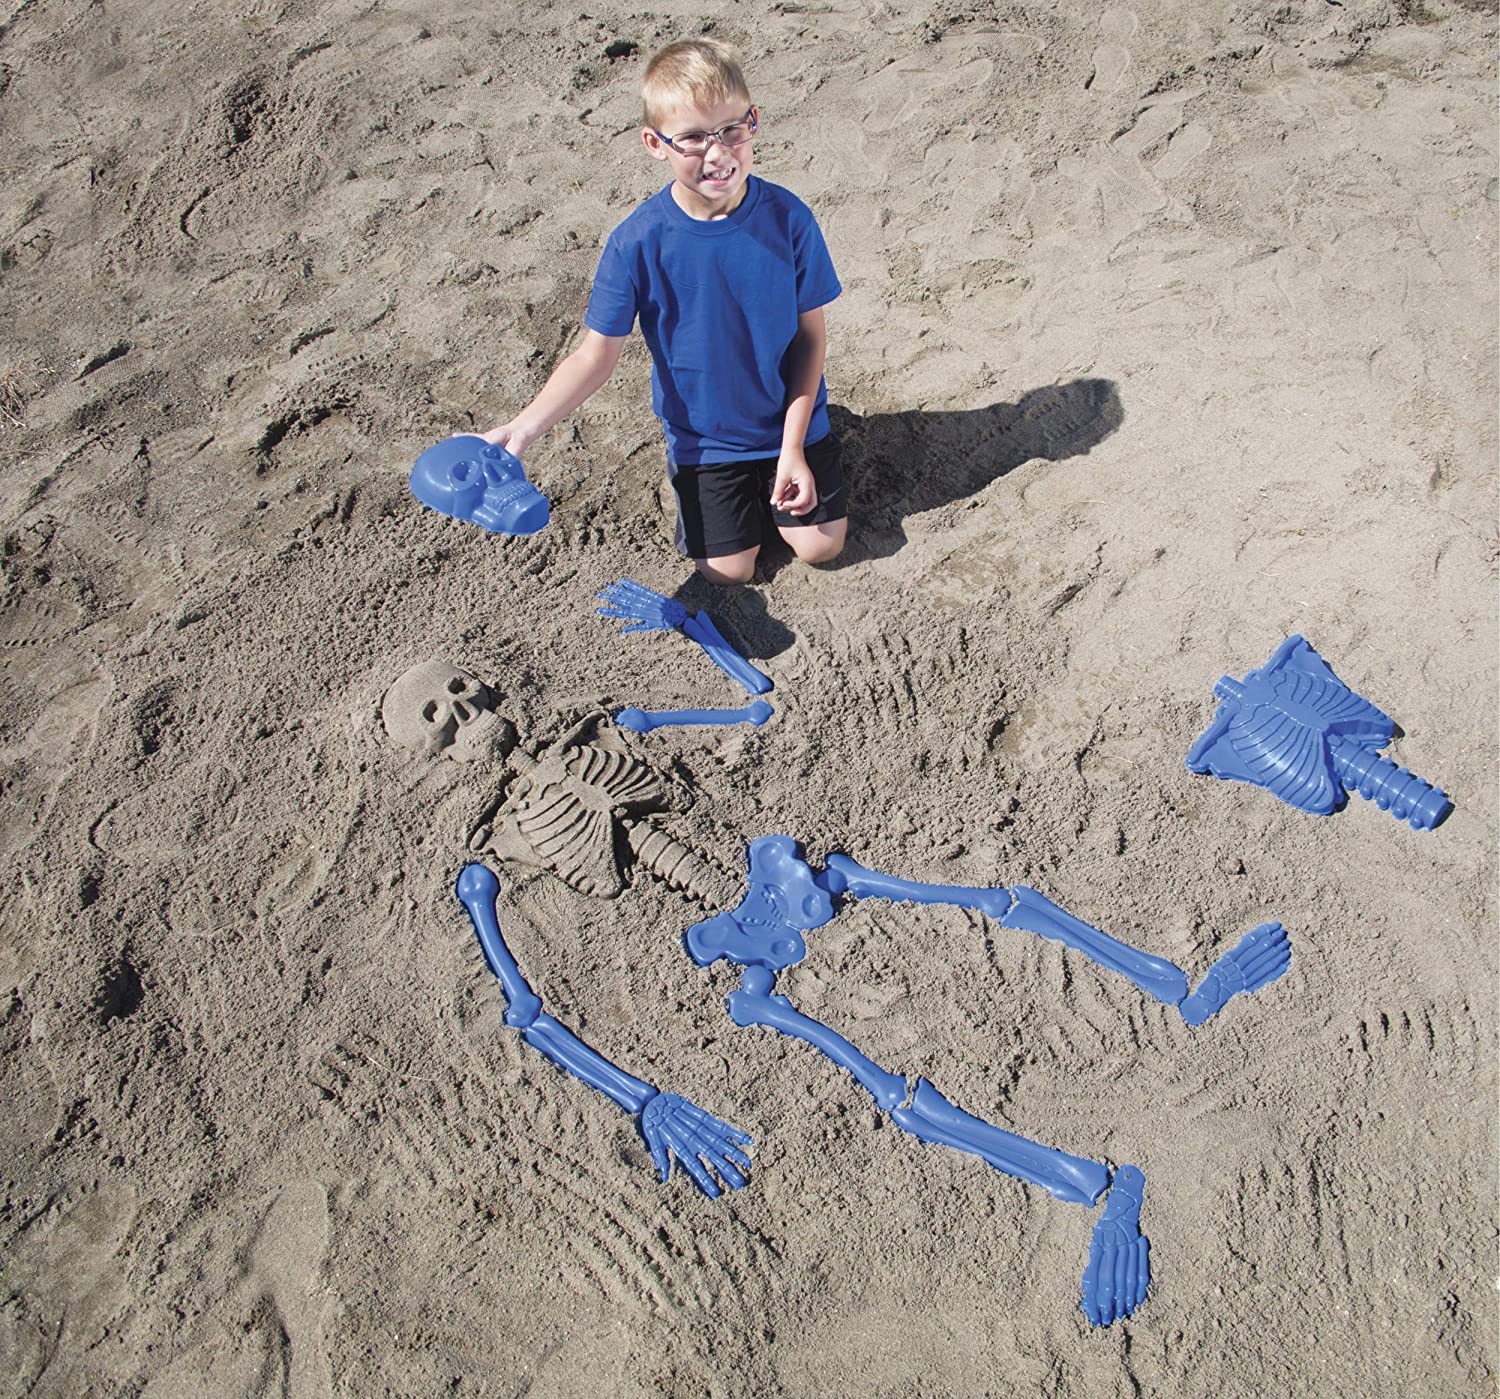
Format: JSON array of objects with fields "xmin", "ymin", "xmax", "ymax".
[
  {"xmin": 1081, "ymin": 1165, "xmax": 1150, "ymax": 1327},
  {"xmin": 1186, "ymin": 635, "xmax": 1451, "ymax": 830},
  {"xmin": 410, "ymin": 436, "xmax": 549, "ymax": 535},
  {"xmin": 1179, "ymin": 922, "xmax": 1291, "ymax": 1027},
  {"xmin": 614, "ymin": 701, "xmax": 773, "ymax": 734}
]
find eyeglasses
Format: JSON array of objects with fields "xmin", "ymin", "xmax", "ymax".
[{"xmin": 652, "ymin": 107, "xmax": 758, "ymax": 157}]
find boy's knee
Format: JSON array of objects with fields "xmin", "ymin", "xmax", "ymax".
[
  {"xmin": 784, "ymin": 520, "xmax": 846, "ymax": 566},
  {"xmin": 694, "ymin": 549, "xmax": 758, "ymax": 585}
]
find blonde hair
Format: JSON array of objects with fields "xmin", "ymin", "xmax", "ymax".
[{"xmin": 641, "ymin": 38, "xmax": 751, "ymax": 127}]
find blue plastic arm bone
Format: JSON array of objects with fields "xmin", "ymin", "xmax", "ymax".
[
  {"xmin": 681, "ymin": 612, "xmax": 773, "ymax": 696},
  {"xmin": 596, "ymin": 578, "xmax": 688, "ymax": 634},
  {"xmin": 727, "ymin": 967, "xmax": 1110, "ymax": 1206},
  {"xmin": 1186, "ymin": 634, "xmax": 1451, "ymax": 830},
  {"xmin": 615, "ymin": 700, "xmax": 774, "ymax": 734},
  {"xmin": 1080, "ymin": 1165, "xmax": 1150, "ymax": 1327},
  {"xmin": 1002, "ymin": 888, "xmax": 1190, "ymax": 1007},
  {"xmin": 410, "ymin": 436, "xmax": 549, "ymax": 536},
  {"xmin": 455, "ymin": 863, "xmax": 752, "ymax": 1195},
  {"xmin": 1179, "ymin": 922, "xmax": 1291, "ymax": 1027},
  {"xmin": 596, "ymin": 579, "xmax": 773, "ymax": 696}
]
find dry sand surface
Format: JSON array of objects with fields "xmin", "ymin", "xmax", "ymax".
[{"xmin": 2, "ymin": 0, "xmax": 1497, "ymax": 1394}]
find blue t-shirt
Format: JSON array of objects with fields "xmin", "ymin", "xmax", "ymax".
[{"xmin": 584, "ymin": 176, "xmax": 841, "ymax": 466}]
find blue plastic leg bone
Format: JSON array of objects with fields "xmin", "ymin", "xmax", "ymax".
[
  {"xmin": 1186, "ymin": 634, "xmax": 1451, "ymax": 830},
  {"xmin": 455, "ymin": 863, "xmax": 752, "ymax": 1197},
  {"xmin": 821, "ymin": 855, "xmax": 1189, "ymax": 1007},
  {"xmin": 1178, "ymin": 922, "xmax": 1291, "ymax": 1027},
  {"xmin": 597, "ymin": 579, "xmax": 773, "ymax": 696},
  {"xmin": 1001, "ymin": 887, "xmax": 1190, "ymax": 1007},
  {"xmin": 1080, "ymin": 1165, "xmax": 1151, "ymax": 1327},
  {"xmin": 615, "ymin": 700, "xmax": 774, "ymax": 734},
  {"xmin": 726, "ymin": 966, "xmax": 1111, "ymax": 1205},
  {"xmin": 819, "ymin": 852, "xmax": 1013, "ymax": 921}
]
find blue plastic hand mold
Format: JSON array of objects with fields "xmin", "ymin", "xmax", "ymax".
[
  {"xmin": 596, "ymin": 577, "xmax": 688, "ymax": 633},
  {"xmin": 1186, "ymin": 635, "xmax": 1451, "ymax": 830},
  {"xmin": 597, "ymin": 579, "xmax": 772, "ymax": 696},
  {"xmin": 640, "ymin": 1093, "xmax": 753, "ymax": 1199},
  {"xmin": 1081, "ymin": 1165, "xmax": 1150, "ymax": 1327},
  {"xmin": 410, "ymin": 436, "xmax": 550, "ymax": 535},
  {"xmin": 455, "ymin": 863, "xmax": 751, "ymax": 1197},
  {"xmin": 615, "ymin": 700, "xmax": 774, "ymax": 734}
]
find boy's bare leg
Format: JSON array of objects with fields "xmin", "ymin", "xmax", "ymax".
[
  {"xmin": 778, "ymin": 518, "xmax": 845, "ymax": 566},
  {"xmin": 695, "ymin": 546, "xmax": 760, "ymax": 586}
]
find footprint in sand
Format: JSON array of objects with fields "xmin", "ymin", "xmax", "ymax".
[
  {"xmin": 1085, "ymin": 6, "xmax": 1137, "ymax": 94},
  {"xmin": 1151, "ymin": 121, "xmax": 1213, "ymax": 179}
]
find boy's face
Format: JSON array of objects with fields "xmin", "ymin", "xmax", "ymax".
[{"xmin": 642, "ymin": 94, "xmax": 757, "ymax": 220}]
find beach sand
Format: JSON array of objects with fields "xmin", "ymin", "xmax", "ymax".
[{"xmin": 1, "ymin": 0, "xmax": 1496, "ymax": 1394}]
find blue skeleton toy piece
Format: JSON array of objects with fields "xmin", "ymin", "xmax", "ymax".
[
  {"xmin": 597, "ymin": 579, "xmax": 774, "ymax": 733},
  {"xmin": 456, "ymin": 863, "xmax": 752, "ymax": 1198},
  {"xmin": 409, "ymin": 436, "xmax": 550, "ymax": 536},
  {"xmin": 1186, "ymin": 634, "xmax": 1451, "ymax": 830},
  {"xmin": 686, "ymin": 837, "xmax": 1293, "ymax": 1326}
]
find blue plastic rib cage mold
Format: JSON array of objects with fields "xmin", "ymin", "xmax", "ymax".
[{"xmin": 1186, "ymin": 634, "xmax": 1451, "ymax": 830}]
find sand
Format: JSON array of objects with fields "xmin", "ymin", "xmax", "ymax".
[{"xmin": 1, "ymin": 0, "xmax": 1496, "ymax": 1394}]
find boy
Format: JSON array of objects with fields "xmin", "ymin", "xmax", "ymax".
[{"xmin": 474, "ymin": 39, "xmax": 846, "ymax": 585}]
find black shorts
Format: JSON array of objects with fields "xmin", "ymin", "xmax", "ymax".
[{"xmin": 668, "ymin": 434, "xmax": 847, "ymax": 559}]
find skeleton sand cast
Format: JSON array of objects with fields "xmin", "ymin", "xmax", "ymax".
[{"xmin": 382, "ymin": 642, "xmax": 1292, "ymax": 1328}]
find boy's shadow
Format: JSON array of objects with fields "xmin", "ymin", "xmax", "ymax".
[{"xmin": 678, "ymin": 378, "xmax": 1124, "ymax": 658}]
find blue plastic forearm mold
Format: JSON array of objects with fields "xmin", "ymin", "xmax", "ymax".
[
  {"xmin": 597, "ymin": 579, "xmax": 773, "ymax": 697},
  {"xmin": 1186, "ymin": 634, "xmax": 1451, "ymax": 829},
  {"xmin": 454, "ymin": 862, "xmax": 752, "ymax": 1196},
  {"xmin": 410, "ymin": 436, "xmax": 550, "ymax": 535},
  {"xmin": 614, "ymin": 700, "xmax": 774, "ymax": 734}
]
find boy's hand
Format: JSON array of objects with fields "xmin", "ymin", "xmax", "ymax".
[
  {"xmin": 770, "ymin": 451, "xmax": 817, "ymax": 516},
  {"xmin": 467, "ymin": 420, "xmax": 536, "ymax": 458}
]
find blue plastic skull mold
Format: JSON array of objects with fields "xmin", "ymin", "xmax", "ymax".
[{"xmin": 409, "ymin": 435, "xmax": 550, "ymax": 536}]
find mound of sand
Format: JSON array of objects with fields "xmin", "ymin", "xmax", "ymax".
[{"xmin": 1, "ymin": 0, "xmax": 1495, "ymax": 1393}]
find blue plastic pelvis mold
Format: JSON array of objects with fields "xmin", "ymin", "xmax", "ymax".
[
  {"xmin": 410, "ymin": 436, "xmax": 550, "ymax": 535},
  {"xmin": 1186, "ymin": 635, "xmax": 1451, "ymax": 830},
  {"xmin": 686, "ymin": 835, "xmax": 835, "ymax": 971}
]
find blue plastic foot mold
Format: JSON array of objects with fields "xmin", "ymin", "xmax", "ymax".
[
  {"xmin": 410, "ymin": 436, "xmax": 549, "ymax": 535},
  {"xmin": 1179, "ymin": 922, "xmax": 1290, "ymax": 1027},
  {"xmin": 615, "ymin": 700, "xmax": 773, "ymax": 734},
  {"xmin": 597, "ymin": 579, "xmax": 772, "ymax": 696},
  {"xmin": 1186, "ymin": 634, "xmax": 1451, "ymax": 830},
  {"xmin": 1081, "ymin": 1165, "xmax": 1150, "ymax": 1327},
  {"xmin": 455, "ymin": 863, "xmax": 751, "ymax": 1196}
]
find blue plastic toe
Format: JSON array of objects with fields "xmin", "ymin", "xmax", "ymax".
[
  {"xmin": 410, "ymin": 436, "xmax": 550, "ymax": 535},
  {"xmin": 1179, "ymin": 922, "xmax": 1291, "ymax": 1027},
  {"xmin": 1081, "ymin": 1165, "xmax": 1150, "ymax": 1327}
]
